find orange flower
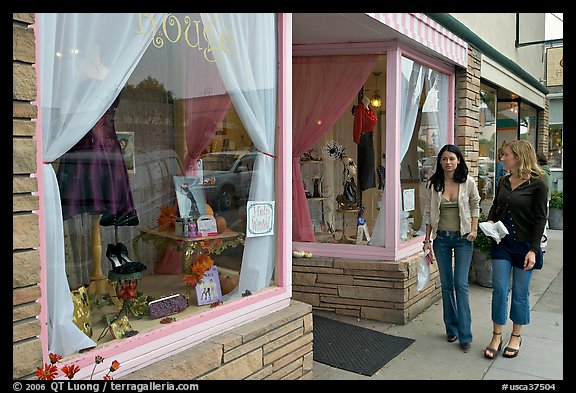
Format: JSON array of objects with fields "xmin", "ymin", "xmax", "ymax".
[
  {"xmin": 62, "ymin": 364, "xmax": 80, "ymax": 379},
  {"xmin": 183, "ymin": 253, "xmax": 214, "ymax": 286},
  {"xmin": 109, "ymin": 360, "xmax": 120, "ymax": 372},
  {"xmin": 157, "ymin": 205, "xmax": 177, "ymax": 229},
  {"xmin": 35, "ymin": 363, "xmax": 59, "ymax": 380},
  {"xmin": 49, "ymin": 353, "xmax": 62, "ymax": 364}
]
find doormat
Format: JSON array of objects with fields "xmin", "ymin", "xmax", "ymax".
[{"xmin": 313, "ymin": 314, "xmax": 415, "ymax": 376}]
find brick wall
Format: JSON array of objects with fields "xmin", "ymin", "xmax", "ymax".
[
  {"xmin": 292, "ymin": 253, "xmax": 441, "ymax": 324},
  {"xmin": 124, "ymin": 300, "xmax": 313, "ymax": 380},
  {"xmin": 455, "ymin": 45, "xmax": 482, "ymax": 177},
  {"xmin": 13, "ymin": 12, "xmax": 44, "ymax": 379}
]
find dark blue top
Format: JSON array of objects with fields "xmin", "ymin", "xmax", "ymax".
[{"xmin": 491, "ymin": 211, "xmax": 543, "ymax": 270}]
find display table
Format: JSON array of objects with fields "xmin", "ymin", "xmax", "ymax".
[{"xmin": 132, "ymin": 227, "xmax": 245, "ymax": 269}]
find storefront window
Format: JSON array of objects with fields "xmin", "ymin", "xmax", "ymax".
[
  {"xmin": 478, "ymin": 86, "xmax": 497, "ymax": 212},
  {"xmin": 548, "ymin": 124, "xmax": 563, "ymax": 169},
  {"xmin": 41, "ymin": 13, "xmax": 279, "ymax": 361},
  {"xmin": 397, "ymin": 57, "xmax": 449, "ymax": 242}
]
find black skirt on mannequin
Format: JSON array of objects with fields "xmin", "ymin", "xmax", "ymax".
[
  {"xmin": 357, "ymin": 132, "xmax": 376, "ymax": 191},
  {"xmin": 56, "ymin": 95, "xmax": 138, "ymax": 226}
]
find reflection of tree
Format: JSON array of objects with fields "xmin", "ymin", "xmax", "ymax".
[{"xmin": 119, "ymin": 77, "xmax": 174, "ymax": 125}]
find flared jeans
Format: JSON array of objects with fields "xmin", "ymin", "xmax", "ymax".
[{"xmin": 433, "ymin": 230, "xmax": 474, "ymax": 344}]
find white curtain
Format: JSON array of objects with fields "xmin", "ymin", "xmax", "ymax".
[
  {"xmin": 369, "ymin": 58, "xmax": 425, "ymax": 246},
  {"xmin": 38, "ymin": 12, "xmax": 164, "ymax": 356},
  {"xmin": 201, "ymin": 13, "xmax": 277, "ymax": 295}
]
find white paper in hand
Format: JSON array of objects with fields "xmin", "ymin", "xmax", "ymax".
[
  {"xmin": 417, "ymin": 250, "xmax": 431, "ymax": 292},
  {"xmin": 479, "ymin": 221, "xmax": 509, "ymax": 244}
]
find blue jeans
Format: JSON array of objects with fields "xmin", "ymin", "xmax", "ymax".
[
  {"xmin": 433, "ymin": 230, "xmax": 474, "ymax": 344},
  {"xmin": 491, "ymin": 258, "xmax": 533, "ymax": 325}
]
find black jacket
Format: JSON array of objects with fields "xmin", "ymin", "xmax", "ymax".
[{"xmin": 488, "ymin": 174, "xmax": 548, "ymax": 252}]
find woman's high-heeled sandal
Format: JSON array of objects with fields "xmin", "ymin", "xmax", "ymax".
[
  {"xmin": 503, "ymin": 333, "xmax": 522, "ymax": 358},
  {"xmin": 484, "ymin": 331, "xmax": 503, "ymax": 359},
  {"xmin": 106, "ymin": 244, "xmax": 123, "ymax": 270}
]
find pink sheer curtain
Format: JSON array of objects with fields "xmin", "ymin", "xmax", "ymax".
[
  {"xmin": 181, "ymin": 94, "xmax": 232, "ymax": 175},
  {"xmin": 293, "ymin": 55, "xmax": 378, "ymax": 241}
]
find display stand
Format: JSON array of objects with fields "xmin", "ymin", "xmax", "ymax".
[{"xmin": 88, "ymin": 214, "xmax": 108, "ymax": 295}]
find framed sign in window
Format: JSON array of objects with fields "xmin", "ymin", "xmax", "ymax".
[{"xmin": 117, "ymin": 131, "xmax": 135, "ymax": 174}]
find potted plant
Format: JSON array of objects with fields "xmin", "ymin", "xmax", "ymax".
[
  {"xmin": 470, "ymin": 214, "xmax": 493, "ymax": 288},
  {"xmin": 548, "ymin": 191, "xmax": 563, "ymax": 230}
]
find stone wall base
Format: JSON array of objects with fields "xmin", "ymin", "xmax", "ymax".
[
  {"xmin": 292, "ymin": 252, "xmax": 441, "ymax": 324},
  {"xmin": 124, "ymin": 300, "xmax": 314, "ymax": 380}
]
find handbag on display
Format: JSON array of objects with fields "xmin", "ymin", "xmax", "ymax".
[{"xmin": 148, "ymin": 294, "xmax": 188, "ymax": 319}]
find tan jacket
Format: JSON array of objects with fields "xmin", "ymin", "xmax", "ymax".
[{"xmin": 424, "ymin": 175, "xmax": 481, "ymax": 239}]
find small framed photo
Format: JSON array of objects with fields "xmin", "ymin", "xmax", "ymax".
[
  {"xmin": 117, "ymin": 131, "xmax": 135, "ymax": 174},
  {"xmin": 195, "ymin": 265, "xmax": 223, "ymax": 306}
]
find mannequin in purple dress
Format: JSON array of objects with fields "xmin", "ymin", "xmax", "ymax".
[{"xmin": 56, "ymin": 94, "xmax": 138, "ymax": 224}]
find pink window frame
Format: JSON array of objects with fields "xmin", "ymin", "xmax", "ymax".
[
  {"xmin": 33, "ymin": 13, "xmax": 292, "ymax": 379},
  {"xmin": 291, "ymin": 42, "xmax": 456, "ymax": 262}
]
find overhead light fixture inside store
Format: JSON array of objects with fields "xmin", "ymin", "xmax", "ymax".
[{"xmin": 371, "ymin": 72, "xmax": 382, "ymax": 108}]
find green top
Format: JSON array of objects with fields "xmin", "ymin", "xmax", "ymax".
[{"xmin": 438, "ymin": 196, "xmax": 460, "ymax": 231}]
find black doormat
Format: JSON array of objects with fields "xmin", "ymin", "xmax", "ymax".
[{"xmin": 313, "ymin": 314, "xmax": 415, "ymax": 376}]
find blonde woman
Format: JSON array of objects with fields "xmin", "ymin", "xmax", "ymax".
[{"xmin": 483, "ymin": 140, "xmax": 547, "ymax": 359}]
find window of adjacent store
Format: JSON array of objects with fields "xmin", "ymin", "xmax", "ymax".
[{"xmin": 39, "ymin": 13, "xmax": 281, "ymax": 363}]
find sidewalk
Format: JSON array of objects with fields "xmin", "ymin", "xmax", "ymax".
[{"xmin": 312, "ymin": 229, "xmax": 563, "ymax": 381}]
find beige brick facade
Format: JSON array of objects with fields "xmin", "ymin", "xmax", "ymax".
[
  {"xmin": 292, "ymin": 253, "xmax": 442, "ymax": 324},
  {"xmin": 13, "ymin": 12, "xmax": 43, "ymax": 379}
]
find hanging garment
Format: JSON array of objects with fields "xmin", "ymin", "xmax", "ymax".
[
  {"xmin": 353, "ymin": 104, "xmax": 377, "ymax": 191},
  {"xmin": 56, "ymin": 95, "xmax": 138, "ymax": 222}
]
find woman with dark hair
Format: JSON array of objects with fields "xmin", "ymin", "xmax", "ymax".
[{"xmin": 422, "ymin": 144, "xmax": 481, "ymax": 352}]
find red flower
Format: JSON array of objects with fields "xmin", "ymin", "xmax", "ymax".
[
  {"xmin": 103, "ymin": 375, "xmax": 114, "ymax": 380},
  {"xmin": 35, "ymin": 363, "xmax": 59, "ymax": 380},
  {"xmin": 49, "ymin": 353, "xmax": 62, "ymax": 364},
  {"xmin": 95, "ymin": 355, "xmax": 104, "ymax": 364},
  {"xmin": 61, "ymin": 364, "xmax": 80, "ymax": 379}
]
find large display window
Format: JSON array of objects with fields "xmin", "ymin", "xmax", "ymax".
[
  {"xmin": 38, "ymin": 13, "xmax": 287, "ymax": 376},
  {"xmin": 292, "ymin": 48, "xmax": 452, "ymax": 257}
]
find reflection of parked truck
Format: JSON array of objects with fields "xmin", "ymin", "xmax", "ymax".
[{"xmin": 201, "ymin": 151, "xmax": 257, "ymax": 211}]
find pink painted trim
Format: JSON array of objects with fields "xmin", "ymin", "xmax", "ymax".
[
  {"xmin": 31, "ymin": 15, "xmax": 50, "ymax": 363},
  {"xmin": 293, "ymin": 41, "xmax": 396, "ymax": 56},
  {"xmin": 278, "ymin": 13, "xmax": 293, "ymax": 290},
  {"xmin": 387, "ymin": 47, "xmax": 403, "ymax": 252},
  {"xmin": 366, "ymin": 13, "xmax": 468, "ymax": 68}
]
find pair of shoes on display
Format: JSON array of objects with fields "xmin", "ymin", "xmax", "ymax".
[
  {"xmin": 502, "ymin": 333, "xmax": 522, "ymax": 358},
  {"xmin": 106, "ymin": 243, "xmax": 147, "ymax": 274},
  {"xmin": 100, "ymin": 211, "xmax": 139, "ymax": 227},
  {"xmin": 484, "ymin": 331, "xmax": 503, "ymax": 359}
]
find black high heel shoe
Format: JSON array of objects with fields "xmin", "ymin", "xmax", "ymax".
[
  {"xmin": 106, "ymin": 244, "xmax": 123, "ymax": 270},
  {"xmin": 112, "ymin": 242, "xmax": 147, "ymax": 274}
]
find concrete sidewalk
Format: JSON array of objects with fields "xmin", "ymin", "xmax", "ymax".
[{"xmin": 312, "ymin": 229, "xmax": 563, "ymax": 381}]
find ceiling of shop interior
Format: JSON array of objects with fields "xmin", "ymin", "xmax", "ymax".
[{"xmin": 292, "ymin": 13, "xmax": 455, "ymax": 77}]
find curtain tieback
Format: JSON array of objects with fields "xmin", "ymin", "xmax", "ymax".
[{"xmin": 256, "ymin": 149, "xmax": 275, "ymax": 158}]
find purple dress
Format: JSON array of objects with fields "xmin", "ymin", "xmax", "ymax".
[{"xmin": 56, "ymin": 96, "xmax": 137, "ymax": 222}]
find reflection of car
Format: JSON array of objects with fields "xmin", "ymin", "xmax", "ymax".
[
  {"xmin": 419, "ymin": 156, "xmax": 436, "ymax": 181},
  {"xmin": 201, "ymin": 151, "xmax": 257, "ymax": 211}
]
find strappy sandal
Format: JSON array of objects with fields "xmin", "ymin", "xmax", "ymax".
[
  {"xmin": 503, "ymin": 333, "xmax": 522, "ymax": 358},
  {"xmin": 484, "ymin": 331, "xmax": 502, "ymax": 359}
]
